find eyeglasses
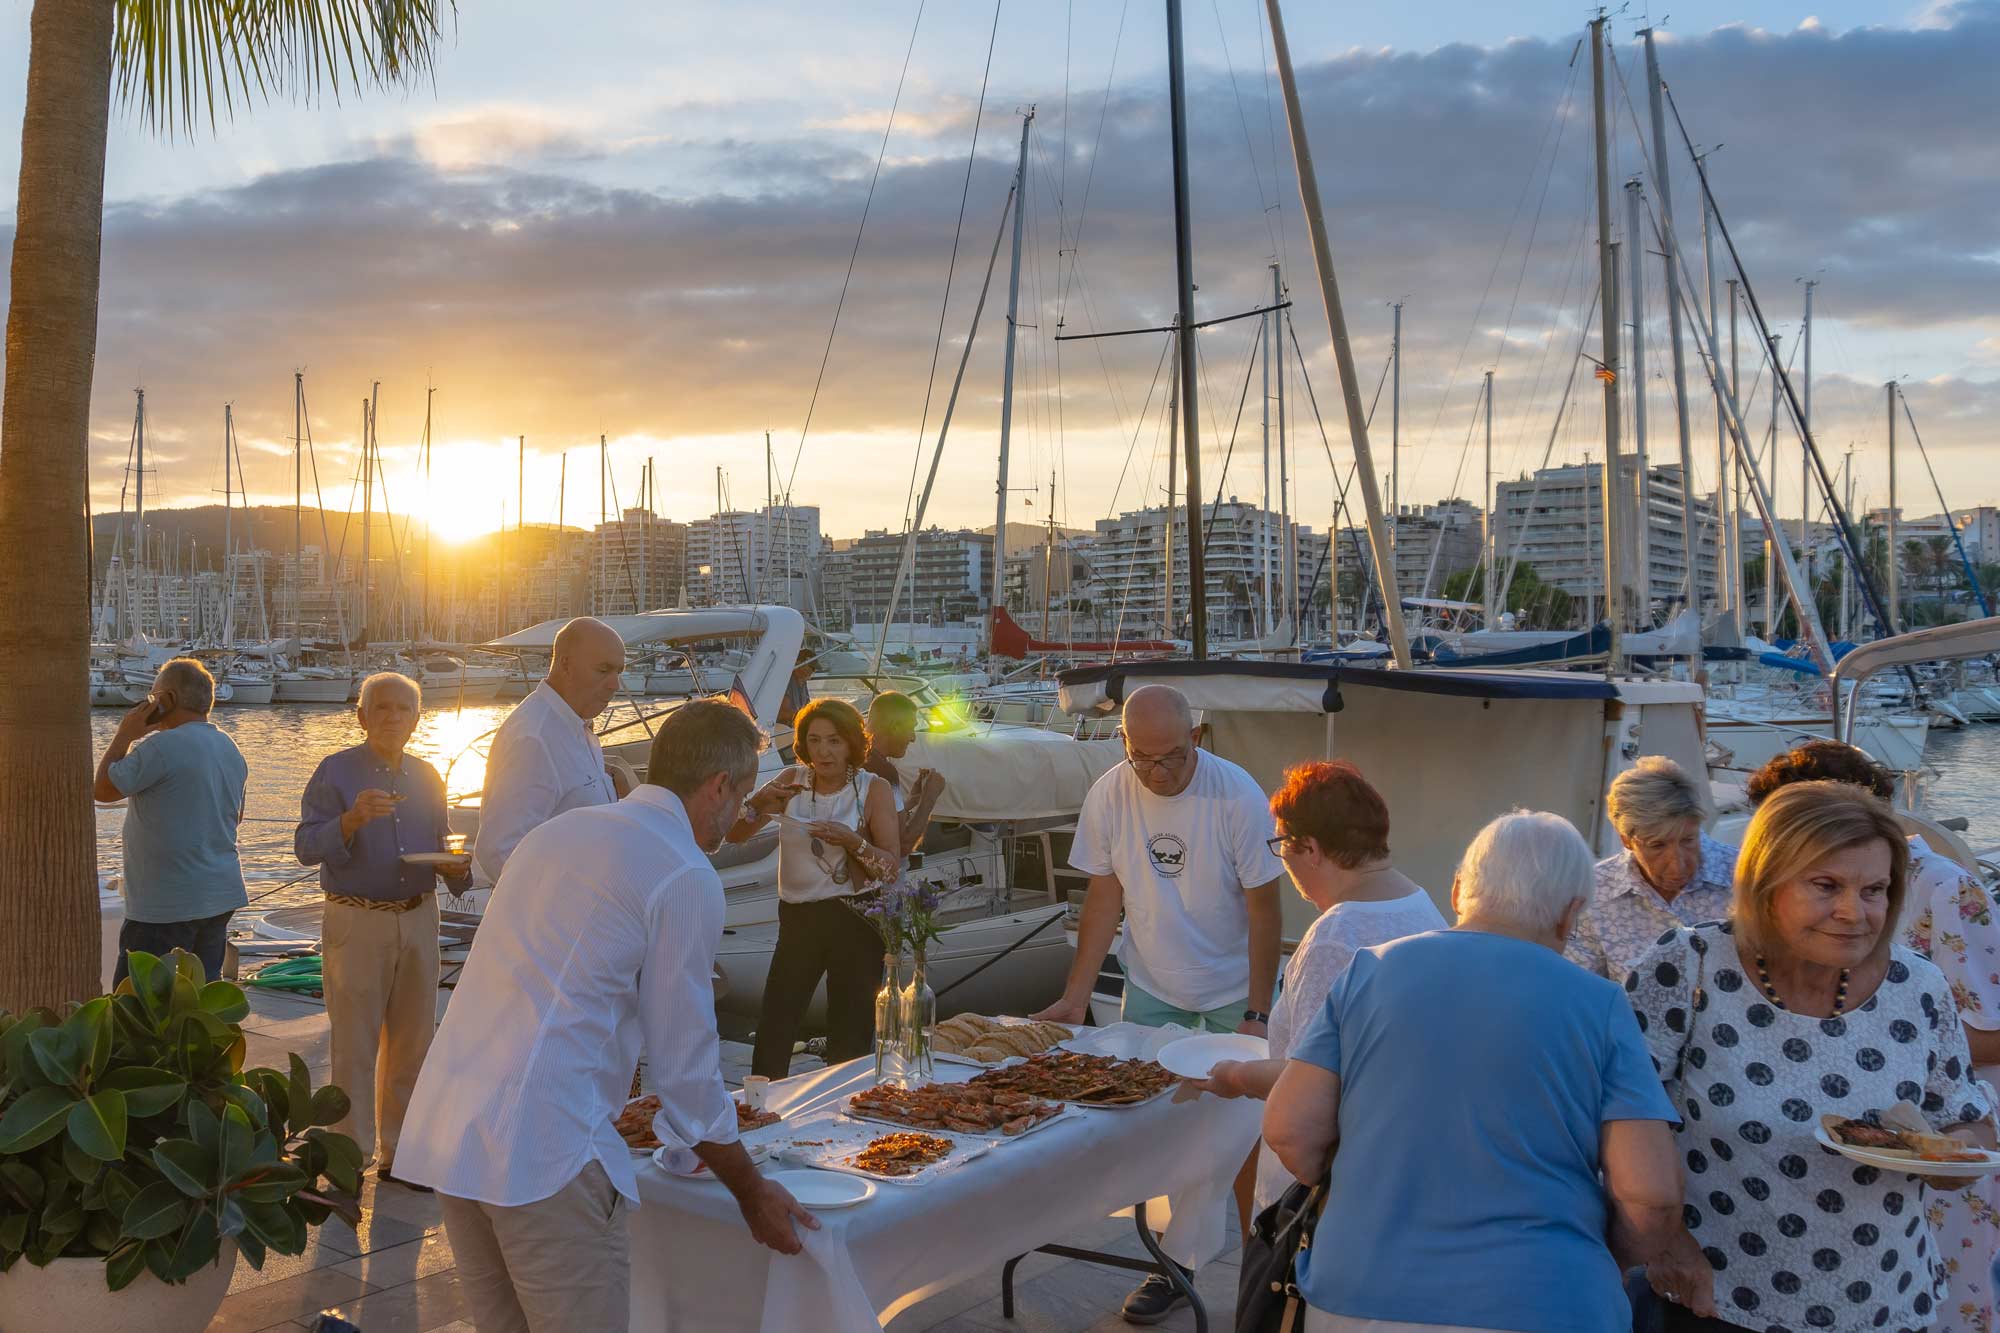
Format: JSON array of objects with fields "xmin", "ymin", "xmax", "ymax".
[
  {"xmin": 1266, "ymin": 834, "xmax": 1309, "ymax": 857},
  {"xmin": 1119, "ymin": 733, "xmax": 1192, "ymax": 773}
]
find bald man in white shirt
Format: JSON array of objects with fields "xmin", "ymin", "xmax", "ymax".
[
  {"xmin": 398, "ymin": 701, "xmax": 815, "ymax": 1332},
  {"xmin": 474, "ymin": 616, "xmax": 629, "ymax": 884}
]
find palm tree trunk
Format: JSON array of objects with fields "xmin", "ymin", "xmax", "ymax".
[{"xmin": 0, "ymin": 0, "xmax": 118, "ymax": 1010}]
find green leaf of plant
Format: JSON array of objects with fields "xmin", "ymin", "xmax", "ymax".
[
  {"xmin": 239, "ymin": 1198, "xmax": 306, "ymax": 1254},
  {"xmin": 164, "ymin": 1209, "xmax": 220, "ymax": 1282},
  {"xmin": 0, "ymin": 1010, "xmax": 47, "ymax": 1085},
  {"xmin": 218, "ymin": 1194, "xmax": 247, "ymax": 1238},
  {"xmin": 27, "ymin": 1026, "xmax": 84, "ymax": 1089},
  {"xmin": 82, "ymin": 1209, "xmax": 123, "ymax": 1254},
  {"xmin": 173, "ymin": 948, "xmax": 209, "ymax": 988},
  {"xmin": 151, "ymin": 1138, "xmax": 213, "ymax": 1198},
  {"xmin": 235, "ymin": 1228, "xmax": 267, "ymax": 1271},
  {"xmin": 64, "ymin": 1128, "xmax": 104, "ymax": 1185},
  {"xmin": 186, "ymin": 1097, "xmax": 220, "ymax": 1154},
  {"xmin": 196, "ymin": 980, "xmax": 250, "ymax": 1024},
  {"xmin": 0, "ymin": 1086, "xmax": 75, "ymax": 1152},
  {"xmin": 67, "ymin": 1088, "xmax": 129, "ymax": 1161},
  {"xmin": 105, "ymin": 1239, "xmax": 149, "ymax": 1291},
  {"xmin": 252, "ymin": 1070, "xmax": 289, "ymax": 1132},
  {"xmin": 295, "ymin": 1188, "xmax": 362, "ymax": 1228},
  {"xmin": 121, "ymin": 1180, "xmax": 192, "ymax": 1240},
  {"xmin": 228, "ymin": 1162, "xmax": 306, "ymax": 1203},
  {"xmin": 143, "ymin": 1237, "xmax": 174, "ymax": 1282},
  {"xmin": 219, "ymin": 1102, "xmax": 255, "ymax": 1180},
  {"xmin": 0, "ymin": 1161, "xmax": 43, "ymax": 1209},
  {"xmin": 100, "ymin": 1165, "xmax": 140, "ymax": 1217},
  {"xmin": 101, "ymin": 1066, "xmax": 187, "ymax": 1118},
  {"xmin": 219, "ymin": 1081, "xmax": 267, "ymax": 1130},
  {"xmin": 0, "ymin": 1210, "xmax": 26, "ymax": 1255},
  {"xmin": 69, "ymin": 996, "xmax": 114, "ymax": 1085},
  {"xmin": 308, "ymin": 1084, "xmax": 350, "ymax": 1127}
]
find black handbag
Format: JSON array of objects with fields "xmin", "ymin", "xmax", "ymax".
[{"xmin": 1235, "ymin": 1174, "xmax": 1329, "ymax": 1333}]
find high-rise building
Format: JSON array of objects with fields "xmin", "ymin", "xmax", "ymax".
[
  {"xmin": 686, "ymin": 505, "xmax": 820, "ymax": 609},
  {"xmin": 1492, "ymin": 462, "xmax": 1718, "ymax": 613},
  {"xmin": 824, "ymin": 527, "xmax": 993, "ymax": 626},
  {"xmin": 1085, "ymin": 501, "xmax": 1326, "ymax": 640},
  {"xmin": 590, "ymin": 509, "xmax": 685, "ymax": 615}
]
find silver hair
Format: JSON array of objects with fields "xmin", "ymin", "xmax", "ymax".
[
  {"xmin": 154, "ymin": 658, "xmax": 215, "ymax": 714},
  {"xmin": 1455, "ymin": 810, "xmax": 1594, "ymax": 933},
  {"xmin": 358, "ymin": 671, "xmax": 422, "ymax": 711},
  {"xmin": 648, "ymin": 699, "xmax": 765, "ymax": 797},
  {"xmin": 1606, "ymin": 755, "xmax": 1709, "ymax": 841}
]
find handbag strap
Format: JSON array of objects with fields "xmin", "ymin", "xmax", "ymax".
[{"xmin": 1669, "ymin": 929, "xmax": 1710, "ymax": 1085}]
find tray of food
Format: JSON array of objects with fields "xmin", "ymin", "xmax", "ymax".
[
  {"xmin": 844, "ymin": 1081, "xmax": 1072, "ymax": 1139},
  {"xmin": 932, "ymin": 1014, "xmax": 1075, "ymax": 1067},
  {"xmin": 968, "ymin": 1050, "xmax": 1178, "ymax": 1109},
  {"xmin": 617, "ymin": 1094, "xmax": 784, "ymax": 1155},
  {"xmin": 775, "ymin": 1116, "xmax": 993, "ymax": 1185},
  {"xmin": 1818, "ymin": 1106, "xmax": 2000, "ymax": 1178}
]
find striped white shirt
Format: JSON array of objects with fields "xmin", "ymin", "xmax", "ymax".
[{"xmin": 395, "ymin": 784, "xmax": 738, "ymax": 1206}]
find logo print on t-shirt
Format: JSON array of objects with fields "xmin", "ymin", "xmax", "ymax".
[{"xmin": 1147, "ymin": 833, "xmax": 1188, "ymax": 877}]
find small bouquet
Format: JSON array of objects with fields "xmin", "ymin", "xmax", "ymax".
[{"xmin": 861, "ymin": 878, "xmax": 946, "ymax": 959}]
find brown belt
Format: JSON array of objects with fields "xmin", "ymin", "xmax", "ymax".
[{"xmin": 325, "ymin": 893, "xmax": 428, "ymax": 914}]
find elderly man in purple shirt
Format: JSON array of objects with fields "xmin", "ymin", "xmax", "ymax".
[{"xmin": 296, "ymin": 670, "xmax": 468, "ymax": 1190}]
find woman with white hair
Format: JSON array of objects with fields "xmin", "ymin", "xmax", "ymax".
[
  {"xmin": 1568, "ymin": 756, "xmax": 1738, "ymax": 984},
  {"xmin": 1262, "ymin": 811, "xmax": 1705, "ymax": 1332}
]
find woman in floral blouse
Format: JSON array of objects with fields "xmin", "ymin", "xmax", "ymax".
[{"xmin": 1750, "ymin": 741, "xmax": 2000, "ymax": 1332}]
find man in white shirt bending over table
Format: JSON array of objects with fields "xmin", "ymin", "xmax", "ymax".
[
  {"xmin": 474, "ymin": 616, "xmax": 629, "ymax": 883},
  {"xmin": 396, "ymin": 701, "xmax": 815, "ymax": 1333},
  {"xmin": 1033, "ymin": 682, "xmax": 1284, "ymax": 1323}
]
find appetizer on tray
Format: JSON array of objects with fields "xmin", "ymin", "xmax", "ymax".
[
  {"xmin": 851, "ymin": 1132, "xmax": 957, "ymax": 1178},
  {"xmin": 615, "ymin": 1095, "xmax": 662, "ymax": 1152},
  {"xmin": 968, "ymin": 1050, "xmax": 1177, "ymax": 1107},
  {"xmin": 932, "ymin": 1014, "xmax": 1074, "ymax": 1065},
  {"xmin": 847, "ymin": 1082, "xmax": 1063, "ymax": 1137}
]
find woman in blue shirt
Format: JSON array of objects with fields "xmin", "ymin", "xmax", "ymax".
[{"xmin": 1264, "ymin": 810, "xmax": 1711, "ymax": 1333}]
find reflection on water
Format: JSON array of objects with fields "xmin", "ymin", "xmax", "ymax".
[
  {"xmin": 93, "ymin": 702, "xmax": 516, "ymax": 903},
  {"xmin": 1920, "ymin": 725, "xmax": 2000, "ymax": 849}
]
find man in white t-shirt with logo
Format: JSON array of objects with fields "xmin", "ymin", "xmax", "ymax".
[{"xmin": 1034, "ymin": 683, "xmax": 1283, "ymax": 1322}]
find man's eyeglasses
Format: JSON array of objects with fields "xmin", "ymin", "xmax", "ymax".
[
  {"xmin": 1266, "ymin": 833, "xmax": 1309, "ymax": 856},
  {"xmin": 1118, "ymin": 731, "xmax": 1192, "ymax": 774}
]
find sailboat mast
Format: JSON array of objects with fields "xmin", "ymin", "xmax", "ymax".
[
  {"xmin": 421, "ymin": 386, "xmax": 434, "ymax": 640},
  {"xmin": 359, "ymin": 395, "xmax": 373, "ymax": 645},
  {"xmin": 1260, "ymin": 306, "xmax": 1272, "ymax": 637},
  {"xmin": 1704, "ymin": 173, "xmax": 1737, "ymax": 632},
  {"xmin": 1765, "ymin": 334, "xmax": 1779, "ymax": 633},
  {"xmin": 1165, "ymin": 0, "xmax": 1207, "ymax": 656},
  {"xmin": 1274, "ymin": 262, "xmax": 1293, "ymax": 633},
  {"xmin": 1165, "ymin": 325, "xmax": 1179, "ymax": 639},
  {"xmin": 222, "ymin": 404, "xmax": 235, "ymax": 645},
  {"xmin": 1483, "ymin": 370, "xmax": 1496, "ymax": 626},
  {"xmin": 1886, "ymin": 382, "xmax": 1899, "ymax": 632},
  {"xmin": 1625, "ymin": 180, "xmax": 1652, "ymax": 613},
  {"xmin": 293, "ymin": 373, "xmax": 303, "ymax": 641},
  {"xmin": 1589, "ymin": 15, "xmax": 1626, "ymax": 662},
  {"xmin": 1390, "ymin": 301, "xmax": 1401, "ymax": 556},
  {"xmin": 1641, "ymin": 28, "xmax": 1700, "ymax": 615},
  {"xmin": 992, "ymin": 107, "xmax": 1034, "ymax": 652},
  {"xmin": 1799, "ymin": 280, "xmax": 1816, "ymax": 576},
  {"xmin": 1262, "ymin": 0, "xmax": 1411, "ymax": 666}
]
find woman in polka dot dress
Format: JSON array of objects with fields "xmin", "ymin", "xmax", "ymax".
[{"xmin": 1626, "ymin": 783, "xmax": 1998, "ymax": 1333}]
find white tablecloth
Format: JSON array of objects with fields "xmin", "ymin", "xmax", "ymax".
[{"xmin": 628, "ymin": 1038, "xmax": 1263, "ymax": 1331}]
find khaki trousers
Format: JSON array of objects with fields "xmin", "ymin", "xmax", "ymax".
[
  {"xmin": 439, "ymin": 1162, "xmax": 630, "ymax": 1333},
  {"xmin": 322, "ymin": 895, "xmax": 439, "ymax": 1167}
]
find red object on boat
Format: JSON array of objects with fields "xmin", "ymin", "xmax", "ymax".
[{"xmin": 988, "ymin": 606, "xmax": 1177, "ymax": 660}]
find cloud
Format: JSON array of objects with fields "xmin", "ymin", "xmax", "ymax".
[{"xmin": 3, "ymin": 2, "xmax": 1996, "ymax": 538}]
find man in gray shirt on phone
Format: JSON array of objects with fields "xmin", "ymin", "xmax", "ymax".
[{"xmin": 92, "ymin": 657, "xmax": 248, "ymax": 987}]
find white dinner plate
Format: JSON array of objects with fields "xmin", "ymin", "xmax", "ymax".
[
  {"xmin": 1812, "ymin": 1123, "xmax": 2000, "ymax": 1178},
  {"xmin": 1155, "ymin": 1032, "xmax": 1269, "ymax": 1081},
  {"xmin": 399, "ymin": 851, "xmax": 472, "ymax": 868},
  {"xmin": 653, "ymin": 1141, "xmax": 769, "ymax": 1178},
  {"xmin": 766, "ymin": 1167, "xmax": 877, "ymax": 1209}
]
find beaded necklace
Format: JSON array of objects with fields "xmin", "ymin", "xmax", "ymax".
[{"xmin": 1754, "ymin": 953, "xmax": 1850, "ymax": 1016}]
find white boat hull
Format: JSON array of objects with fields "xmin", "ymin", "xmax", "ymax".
[
  {"xmin": 275, "ymin": 676, "xmax": 353, "ymax": 704},
  {"xmin": 223, "ymin": 678, "xmax": 275, "ymax": 705},
  {"xmin": 1707, "ymin": 713, "xmax": 1931, "ymax": 773}
]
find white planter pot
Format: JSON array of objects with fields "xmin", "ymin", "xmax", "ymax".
[{"xmin": 0, "ymin": 1239, "xmax": 236, "ymax": 1332}]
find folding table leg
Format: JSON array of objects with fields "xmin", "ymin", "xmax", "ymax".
[
  {"xmin": 1001, "ymin": 1253, "xmax": 1024, "ymax": 1317},
  {"xmin": 1132, "ymin": 1200, "xmax": 1207, "ymax": 1333}
]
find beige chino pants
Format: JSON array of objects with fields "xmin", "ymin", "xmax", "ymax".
[
  {"xmin": 322, "ymin": 895, "xmax": 439, "ymax": 1167},
  {"xmin": 440, "ymin": 1162, "xmax": 630, "ymax": 1333}
]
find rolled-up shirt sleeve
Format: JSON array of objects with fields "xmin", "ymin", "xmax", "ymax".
[
  {"xmin": 475, "ymin": 734, "xmax": 560, "ymax": 883},
  {"xmin": 641, "ymin": 868, "xmax": 739, "ymax": 1152},
  {"xmin": 295, "ymin": 760, "xmax": 353, "ymax": 869}
]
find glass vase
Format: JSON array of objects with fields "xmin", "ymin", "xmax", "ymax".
[
  {"xmin": 896, "ymin": 948, "xmax": 937, "ymax": 1087},
  {"xmin": 873, "ymin": 950, "xmax": 905, "ymax": 1084}
]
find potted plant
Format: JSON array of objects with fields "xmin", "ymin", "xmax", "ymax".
[{"xmin": 0, "ymin": 949, "xmax": 363, "ymax": 1332}]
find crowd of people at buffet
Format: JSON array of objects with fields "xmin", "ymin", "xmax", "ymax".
[{"xmin": 94, "ymin": 620, "xmax": 2000, "ymax": 1333}]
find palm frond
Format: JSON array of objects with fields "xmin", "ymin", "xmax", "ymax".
[{"xmin": 114, "ymin": 0, "xmax": 454, "ymax": 138}]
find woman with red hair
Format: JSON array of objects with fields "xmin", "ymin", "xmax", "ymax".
[{"xmin": 1179, "ymin": 760, "xmax": 1445, "ymax": 1213}]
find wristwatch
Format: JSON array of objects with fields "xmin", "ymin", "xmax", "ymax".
[{"xmin": 1243, "ymin": 1008, "xmax": 1269, "ymax": 1024}]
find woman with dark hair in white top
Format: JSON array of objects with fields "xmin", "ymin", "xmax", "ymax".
[{"xmin": 733, "ymin": 696, "xmax": 900, "ymax": 1079}]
